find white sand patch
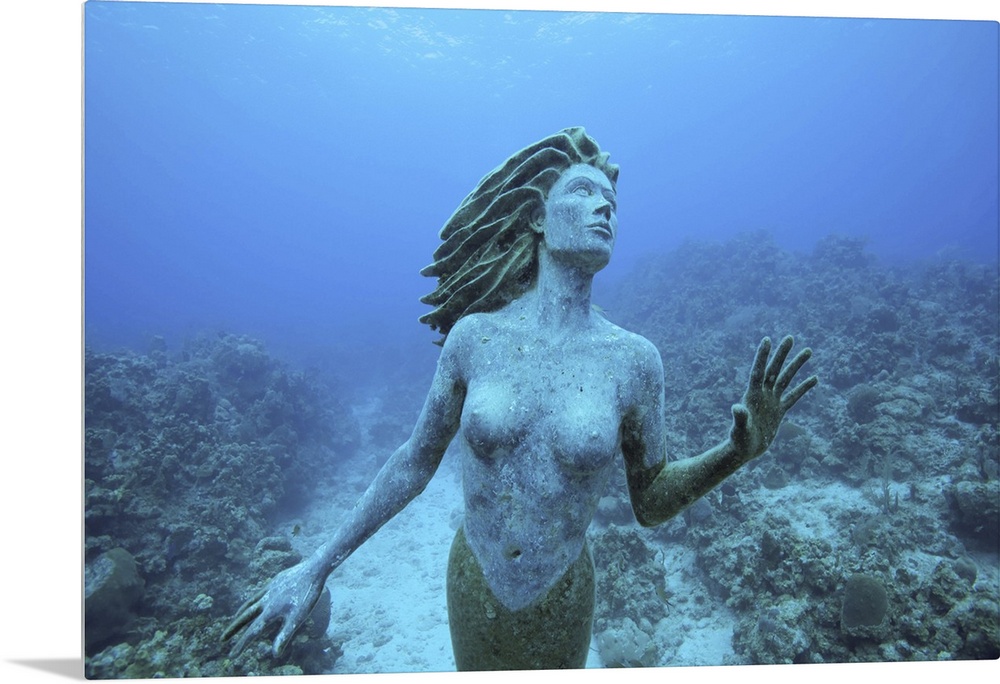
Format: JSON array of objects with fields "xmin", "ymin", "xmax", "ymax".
[
  {"xmin": 671, "ymin": 619, "xmax": 736, "ymax": 667},
  {"xmin": 757, "ymin": 479, "xmax": 871, "ymax": 540},
  {"xmin": 655, "ymin": 540, "xmax": 737, "ymax": 667}
]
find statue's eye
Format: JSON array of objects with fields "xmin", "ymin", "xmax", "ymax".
[{"xmin": 573, "ymin": 185, "xmax": 592, "ymax": 196}]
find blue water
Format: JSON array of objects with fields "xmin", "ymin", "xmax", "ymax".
[{"xmin": 84, "ymin": 2, "xmax": 998, "ymax": 367}]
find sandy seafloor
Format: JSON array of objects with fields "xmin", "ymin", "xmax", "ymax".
[{"xmin": 303, "ymin": 449, "xmax": 465, "ymax": 673}]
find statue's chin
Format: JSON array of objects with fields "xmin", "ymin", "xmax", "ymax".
[
  {"xmin": 548, "ymin": 245, "xmax": 614, "ymax": 275},
  {"xmin": 579, "ymin": 249, "xmax": 614, "ymax": 275}
]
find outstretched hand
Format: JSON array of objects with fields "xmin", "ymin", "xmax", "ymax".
[
  {"xmin": 222, "ymin": 560, "xmax": 326, "ymax": 659},
  {"xmin": 730, "ymin": 335, "xmax": 817, "ymax": 463}
]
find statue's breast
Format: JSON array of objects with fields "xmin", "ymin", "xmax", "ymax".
[{"xmin": 459, "ymin": 365, "xmax": 621, "ymax": 475}]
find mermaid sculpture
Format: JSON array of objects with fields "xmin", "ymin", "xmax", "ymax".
[{"xmin": 223, "ymin": 127, "xmax": 817, "ymax": 670}]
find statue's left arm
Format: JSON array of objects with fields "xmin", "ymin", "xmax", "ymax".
[{"xmin": 623, "ymin": 335, "xmax": 817, "ymax": 527}]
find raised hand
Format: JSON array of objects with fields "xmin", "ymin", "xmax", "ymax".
[
  {"xmin": 730, "ymin": 335, "xmax": 817, "ymax": 463},
  {"xmin": 222, "ymin": 560, "xmax": 326, "ymax": 659}
]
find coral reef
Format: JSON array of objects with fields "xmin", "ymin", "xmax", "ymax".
[{"xmin": 84, "ymin": 333, "xmax": 359, "ymax": 677}]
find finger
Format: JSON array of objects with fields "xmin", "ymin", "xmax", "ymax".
[
  {"xmin": 221, "ymin": 607, "xmax": 261, "ymax": 643},
  {"xmin": 230, "ymin": 616, "xmax": 264, "ymax": 658},
  {"xmin": 274, "ymin": 588, "xmax": 323, "ymax": 657},
  {"xmin": 221, "ymin": 589, "xmax": 266, "ymax": 642},
  {"xmin": 730, "ymin": 404, "xmax": 751, "ymax": 450},
  {"xmin": 748, "ymin": 337, "xmax": 771, "ymax": 389},
  {"xmin": 232, "ymin": 624, "xmax": 258, "ymax": 658},
  {"xmin": 274, "ymin": 621, "xmax": 295, "ymax": 658},
  {"xmin": 764, "ymin": 336, "xmax": 794, "ymax": 388},
  {"xmin": 775, "ymin": 347, "xmax": 813, "ymax": 394},
  {"xmin": 234, "ymin": 588, "xmax": 267, "ymax": 619},
  {"xmin": 731, "ymin": 403, "xmax": 749, "ymax": 433},
  {"xmin": 781, "ymin": 375, "xmax": 819, "ymax": 412}
]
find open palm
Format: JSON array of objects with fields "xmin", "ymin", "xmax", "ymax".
[{"xmin": 730, "ymin": 335, "xmax": 817, "ymax": 463}]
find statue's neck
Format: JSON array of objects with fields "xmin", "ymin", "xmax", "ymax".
[{"xmin": 524, "ymin": 249, "xmax": 596, "ymax": 332}]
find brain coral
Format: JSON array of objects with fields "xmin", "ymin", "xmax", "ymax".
[{"xmin": 841, "ymin": 573, "xmax": 889, "ymax": 632}]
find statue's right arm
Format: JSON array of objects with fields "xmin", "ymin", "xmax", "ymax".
[
  {"xmin": 307, "ymin": 319, "xmax": 469, "ymax": 578},
  {"xmin": 223, "ymin": 321, "xmax": 470, "ymax": 657}
]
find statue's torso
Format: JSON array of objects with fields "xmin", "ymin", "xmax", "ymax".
[{"xmin": 456, "ymin": 310, "xmax": 637, "ymax": 611}]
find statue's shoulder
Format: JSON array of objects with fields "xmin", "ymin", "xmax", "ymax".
[
  {"xmin": 596, "ymin": 318, "xmax": 663, "ymax": 375},
  {"xmin": 441, "ymin": 312, "xmax": 505, "ymax": 356},
  {"xmin": 447, "ymin": 311, "xmax": 499, "ymax": 341},
  {"xmin": 596, "ymin": 315, "xmax": 656, "ymax": 350}
]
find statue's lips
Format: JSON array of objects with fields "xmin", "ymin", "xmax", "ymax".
[{"xmin": 588, "ymin": 222, "xmax": 613, "ymax": 238}]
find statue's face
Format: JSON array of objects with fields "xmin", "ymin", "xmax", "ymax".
[{"xmin": 540, "ymin": 163, "xmax": 618, "ymax": 273}]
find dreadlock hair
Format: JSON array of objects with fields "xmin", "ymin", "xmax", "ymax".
[{"xmin": 419, "ymin": 127, "xmax": 618, "ymax": 345}]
